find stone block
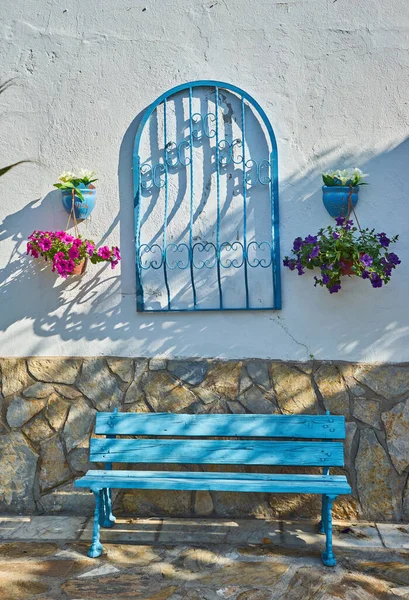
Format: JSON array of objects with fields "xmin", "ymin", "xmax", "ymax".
[
  {"xmin": 246, "ymin": 361, "xmax": 270, "ymax": 389},
  {"xmin": 354, "ymin": 364, "xmax": 409, "ymax": 399},
  {"xmin": 22, "ymin": 382, "xmax": 55, "ymax": 398},
  {"xmin": 314, "ymin": 363, "xmax": 349, "ymax": 417},
  {"xmin": 22, "ymin": 415, "xmax": 54, "ymax": 443},
  {"xmin": 63, "ymin": 398, "xmax": 96, "ymax": 452},
  {"xmin": 142, "ymin": 371, "xmax": 197, "ymax": 412},
  {"xmin": 168, "ymin": 360, "xmax": 208, "ymax": 385},
  {"xmin": 27, "ymin": 358, "xmax": 81, "ymax": 384},
  {"xmin": 77, "ymin": 358, "xmax": 123, "ymax": 411},
  {"xmin": 106, "ymin": 357, "xmax": 133, "ymax": 382},
  {"xmin": 353, "ymin": 398, "xmax": 381, "ymax": 429},
  {"xmin": 39, "ymin": 482, "xmax": 95, "ymax": 514},
  {"xmin": 6, "ymin": 395, "xmax": 45, "ymax": 428},
  {"xmin": 355, "ymin": 428, "xmax": 401, "ymax": 520},
  {"xmin": 0, "ymin": 432, "xmax": 38, "ymax": 512},
  {"xmin": 39, "ymin": 435, "xmax": 71, "ymax": 491},
  {"xmin": 200, "ymin": 362, "xmax": 242, "ymax": 400},
  {"xmin": 46, "ymin": 392, "xmax": 71, "ymax": 431},
  {"xmin": 238, "ymin": 386, "xmax": 276, "ymax": 414},
  {"xmin": 270, "ymin": 363, "xmax": 318, "ymax": 414},
  {"xmin": 194, "ymin": 491, "xmax": 214, "ymax": 516},
  {"xmin": 0, "ymin": 358, "xmax": 34, "ymax": 397},
  {"xmin": 382, "ymin": 400, "xmax": 409, "ymax": 474}
]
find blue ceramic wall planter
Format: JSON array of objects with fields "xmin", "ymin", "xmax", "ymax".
[
  {"xmin": 322, "ymin": 186, "xmax": 359, "ymax": 218},
  {"xmin": 62, "ymin": 184, "xmax": 96, "ymax": 220}
]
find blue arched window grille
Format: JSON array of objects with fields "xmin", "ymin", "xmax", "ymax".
[{"xmin": 133, "ymin": 81, "xmax": 281, "ymax": 312}]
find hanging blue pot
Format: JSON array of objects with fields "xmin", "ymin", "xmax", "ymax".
[
  {"xmin": 61, "ymin": 184, "xmax": 96, "ymax": 220},
  {"xmin": 322, "ymin": 186, "xmax": 359, "ymax": 218}
]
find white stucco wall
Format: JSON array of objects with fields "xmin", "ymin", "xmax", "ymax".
[{"xmin": 1, "ymin": 0, "xmax": 409, "ymax": 361}]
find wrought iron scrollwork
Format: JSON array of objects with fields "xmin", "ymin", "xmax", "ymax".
[{"xmin": 134, "ymin": 81, "xmax": 281, "ymax": 312}]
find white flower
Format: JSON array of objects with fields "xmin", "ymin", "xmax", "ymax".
[
  {"xmin": 59, "ymin": 170, "xmax": 75, "ymax": 183},
  {"xmin": 79, "ymin": 169, "xmax": 95, "ymax": 180}
]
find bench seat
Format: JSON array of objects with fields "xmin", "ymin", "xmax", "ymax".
[
  {"xmin": 76, "ymin": 410, "xmax": 351, "ymax": 566},
  {"xmin": 77, "ymin": 470, "xmax": 351, "ymax": 495}
]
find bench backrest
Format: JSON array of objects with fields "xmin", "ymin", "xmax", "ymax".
[{"xmin": 90, "ymin": 412, "xmax": 346, "ymax": 468}]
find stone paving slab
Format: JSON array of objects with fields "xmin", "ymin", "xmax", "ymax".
[
  {"xmin": 80, "ymin": 517, "xmax": 162, "ymax": 544},
  {"xmin": 0, "ymin": 516, "xmax": 31, "ymax": 540},
  {"xmin": 7, "ymin": 516, "xmax": 87, "ymax": 541},
  {"xmin": 377, "ymin": 523, "xmax": 409, "ymax": 549}
]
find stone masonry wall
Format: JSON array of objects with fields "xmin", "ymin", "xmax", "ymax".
[{"xmin": 0, "ymin": 358, "xmax": 408, "ymax": 522}]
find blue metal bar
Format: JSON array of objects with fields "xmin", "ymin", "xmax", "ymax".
[
  {"xmin": 136, "ymin": 306, "xmax": 277, "ymax": 312},
  {"xmin": 241, "ymin": 96, "xmax": 249, "ymax": 309},
  {"xmin": 214, "ymin": 86, "xmax": 223, "ymax": 309},
  {"xmin": 133, "ymin": 155, "xmax": 145, "ymax": 311},
  {"xmin": 271, "ymin": 148, "xmax": 281, "ymax": 309},
  {"xmin": 162, "ymin": 98, "xmax": 171, "ymax": 311},
  {"xmin": 188, "ymin": 87, "xmax": 197, "ymax": 309}
]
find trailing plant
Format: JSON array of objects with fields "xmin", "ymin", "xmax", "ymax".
[
  {"xmin": 322, "ymin": 167, "xmax": 368, "ymax": 187},
  {"xmin": 53, "ymin": 170, "xmax": 98, "ymax": 201},
  {"xmin": 283, "ymin": 217, "xmax": 400, "ymax": 294},
  {"xmin": 27, "ymin": 230, "xmax": 121, "ymax": 278},
  {"xmin": 0, "ymin": 80, "xmax": 31, "ymax": 177}
]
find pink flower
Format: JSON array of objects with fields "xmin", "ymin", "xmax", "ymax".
[
  {"xmin": 64, "ymin": 234, "xmax": 74, "ymax": 243},
  {"xmin": 68, "ymin": 247, "xmax": 79, "ymax": 260},
  {"xmin": 111, "ymin": 260, "xmax": 119, "ymax": 269},
  {"xmin": 113, "ymin": 246, "xmax": 121, "ymax": 261},
  {"xmin": 86, "ymin": 242, "xmax": 95, "ymax": 257},
  {"xmin": 72, "ymin": 238, "xmax": 83, "ymax": 248},
  {"xmin": 98, "ymin": 246, "xmax": 111, "ymax": 260},
  {"xmin": 54, "ymin": 231, "xmax": 66, "ymax": 239},
  {"xmin": 39, "ymin": 238, "xmax": 52, "ymax": 252},
  {"xmin": 65, "ymin": 259, "xmax": 75, "ymax": 273}
]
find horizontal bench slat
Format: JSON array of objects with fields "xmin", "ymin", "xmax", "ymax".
[
  {"xmin": 75, "ymin": 470, "xmax": 351, "ymax": 494},
  {"xmin": 90, "ymin": 439, "xmax": 344, "ymax": 466},
  {"xmin": 95, "ymin": 413, "xmax": 345, "ymax": 439}
]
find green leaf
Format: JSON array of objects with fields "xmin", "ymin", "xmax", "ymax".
[
  {"xmin": 73, "ymin": 187, "xmax": 85, "ymax": 201},
  {"xmin": 0, "ymin": 160, "xmax": 31, "ymax": 177}
]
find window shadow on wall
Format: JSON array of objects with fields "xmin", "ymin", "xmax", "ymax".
[{"xmin": 0, "ymin": 125, "xmax": 408, "ymax": 361}]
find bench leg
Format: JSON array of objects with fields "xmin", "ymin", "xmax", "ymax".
[
  {"xmin": 88, "ymin": 490, "xmax": 103, "ymax": 558},
  {"xmin": 322, "ymin": 495, "xmax": 337, "ymax": 567},
  {"xmin": 318, "ymin": 494, "xmax": 327, "ymax": 534},
  {"xmin": 101, "ymin": 488, "xmax": 116, "ymax": 528}
]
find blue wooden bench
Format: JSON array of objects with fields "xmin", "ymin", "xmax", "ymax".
[{"xmin": 75, "ymin": 410, "xmax": 351, "ymax": 566}]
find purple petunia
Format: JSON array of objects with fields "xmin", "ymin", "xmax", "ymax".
[
  {"xmin": 387, "ymin": 252, "xmax": 401, "ymax": 266},
  {"xmin": 332, "ymin": 231, "xmax": 341, "ymax": 240},
  {"xmin": 309, "ymin": 245, "xmax": 320, "ymax": 260},
  {"xmin": 283, "ymin": 257, "xmax": 296, "ymax": 271},
  {"xmin": 329, "ymin": 283, "xmax": 341, "ymax": 294},
  {"xmin": 293, "ymin": 237, "xmax": 304, "ymax": 252},
  {"xmin": 304, "ymin": 235, "xmax": 318, "ymax": 245},
  {"xmin": 370, "ymin": 273, "xmax": 383, "ymax": 288},
  {"xmin": 322, "ymin": 274, "xmax": 331, "ymax": 285},
  {"xmin": 361, "ymin": 270, "xmax": 370, "ymax": 279},
  {"xmin": 296, "ymin": 263, "xmax": 305, "ymax": 275},
  {"xmin": 335, "ymin": 216, "xmax": 345, "ymax": 226},
  {"xmin": 360, "ymin": 253, "xmax": 373, "ymax": 267},
  {"xmin": 377, "ymin": 232, "xmax": 390, "ymax": 248}
]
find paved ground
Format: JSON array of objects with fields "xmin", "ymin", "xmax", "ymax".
[{"xmin": 1, "ymin": 516, "xmax": 409, "ymax": 599}]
